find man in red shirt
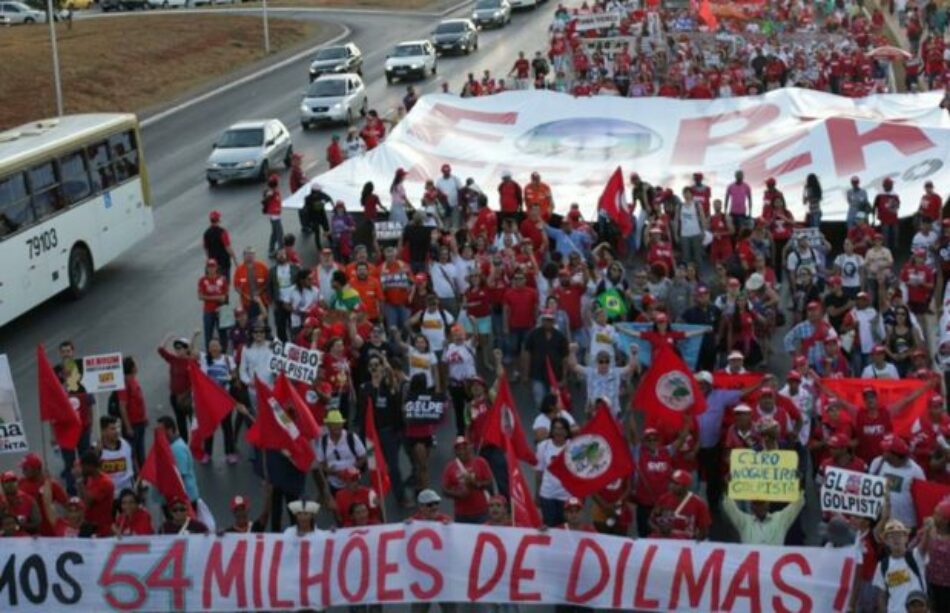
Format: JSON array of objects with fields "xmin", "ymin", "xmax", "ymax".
[
  {"xmin": 873, "ymin": 178, "xmax": 900, "ymax": 250},
  {"xmin": 497, "ymin": 171, "xmax": 523, "ymax": 227},
  {"xmin": 326, "ymin": 134, "xmax": 344, "ymax": 168},
  {"xmin": 853, "ymin": 388, "xmax": 894, "ymax": 463},
  {"xmin": 559, "ymin": 497, "xmax": 596, "ymax": 532},
  {"xmin": 509, "ymin": 51, "xmax": 531, "ymax": 89},
  {"xmin": 17, "ymin": 454, "xmax": 67, "ymax": 536},
  {"xmin": 158, "ymin": 333, "xmax": 195, "ymax": 442},
  {"xmin": 501, "ymin": 270, "xmax": 538, "ymax": 380},
  {"xmin": 900, "ymin": 247, "xmax": 935, "ymax": 315},
  {"xmin": 333, "ymin": 467, "xmax": 382, "ymax": 527},
  {"xmin": 818, "ymin": 434, "xmax": 868, "ymax": 484},
  {"xmin": 411, "ymin": 489, "xmax": 452, "ymax": 523},
  {"xmin": 116, "ymin": 356, "xmax": 148, "ymax": 466},
  {"xmin": 632, "ymin": 427, "xmax": 674, "ymax": 538},
  {"xmin": 73, "ymin": 450, "xmax": 115, "ymax": 537},
  {"xmin": 519, "ymin": 205, "xmax": 548, "ymax": 260},
  {"xmin": 1, "ymin": 471, "xmax": 40, "ymax": 534},
  {"xmin": 441, "ymin": 436, "xmax": 493, "ymax": 523},
  {"xmin": 649, "ymin": 470, "xmax": 711, "ymax": 540},
  {"xmin": 919, "ymin": 181, "xmax": 942, "ymax": 222}
]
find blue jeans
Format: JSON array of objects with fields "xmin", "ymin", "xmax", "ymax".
[
  {"xmin": 504, "ymin": 327, "xmax": 529, "ymax": 364},
  {"xmin": 268, "ymin": 218, "xmax": 284, "ymax": 256},
  {"xmin": 202, "ymin": 310, "xmax": 220, "ymax": 350},
  {"xmin": 130, "ymin": 422, "xmax": 147, "ymax": 467},
  {"xmin": 60, "ymin": 428, "xmax": 92, "ymax": 496},
  {"xmin": 480, "ymin": 446, "xmax": 508, "ymax": 498},
  {"xmin": 382, "ymin": 304, "xmax": 409, "ymax": 331},
  {"xmin": 531, "ymin": 379, "xmax": 547, "ymax": 412},
  {"xmin": 539, "ymin": 496, "xmax": 566, "ymax": 527}
]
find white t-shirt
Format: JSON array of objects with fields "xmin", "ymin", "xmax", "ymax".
[
  {"xmin": 274, "ymin": 264, "xmax": 295, "ymax": 304},
  {"xmin": 780, "ymin": 385, "xmax": 815, "ymax": 448},
  {"xmin": 435, "ymin": 175, "xmax": 462, "ymax": 209},
  {"xmin": 535, "ymin": 439, "xmax": 569, "ymax": 501},
  {"xmin": 314, "ymin": 430, "xmax": 367, "ymax": 489},
  {"xmin": 872, "ymin": 549, "xmax": 927, "ymax": 613},
  {"xmin": 430, "ymin": 262, "xmax": 459, "ymax": 300},
  {"xmin": 442, "ymin": 341, "xmax": 477, "ymax": 383},
  {"xmin": 679, "ymin": 201, "xmax": 703, "ymax": 238},
  {"xmin": 420, "ymin": 309, "xmax": 453, "ymax": 352},
  {"xmin": 852, "ymin": 306, "xmax": 884, "ymax": 354},
  {"xmin": 582, "ymin": 365, "xmax": 626, "ymax": 415},
  {"xmin": 289, "ymin": 286, "xmax": 320, "ymax": 328},
  {"xmin": 408, "ymin": 348, "xmax": 438, "ymax": 389},
  {"xmin": 861, "ymin": 362, "xmax": 900, "ymax": 380},
  {"xmin": 588, "ymin": 322, "xmax": 618, "ymax": 364},
  {"xmin": 834, "ymin": 253, "xmax": 864, "ymax": 289},
  {"xmin": 531, "ymin": 411, "xmax": 577, "ymax": 437},
  {"xmin": 868, "ymin": 457, "xmax": 926, "ymax": 528},
  {"xmin": 100, "ymin": 439, "xmax": 135, "ymax": 498},
  {"xmin": 911, "ymin": 230, "xmax": 938, "ymax": 266}
]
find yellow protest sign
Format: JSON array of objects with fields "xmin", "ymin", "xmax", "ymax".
[{"xmin": 727, "ymin": 450, "xmax": 800, "ymax": 502}]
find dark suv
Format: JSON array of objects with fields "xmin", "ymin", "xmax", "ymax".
[
  {"xmin": 308, "ymin": 43, "xmax": 363, "ymax": 81},
  {"xmin": 431, "ymin": 19, "xmax": 479, "ymax": 56}
]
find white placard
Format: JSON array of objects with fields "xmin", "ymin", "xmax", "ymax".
[
  {"xmin": 268, "ymin": 340, "xmax": 321, "ymax": 383},
  {"xmin": 0, "ymin": 355, "xmax": 28, "ymax": 453},
  {"xmin": 820, "ymin": 467, "xmax": 887, "ymax": 519},
  {"xmin": 81, "ymin": 352, "xmax": 125, "ymax": 393},
  {"xmin": 375, "ymin": 220, "xmax": 404, "ymax": 242}
]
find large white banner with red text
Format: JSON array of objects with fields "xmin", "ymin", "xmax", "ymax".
[
  {"xmin": 0, "ymin": 524, "xmax": 857, "ymax": 611},
  {"xmin": 287, "ymin": 89, "xmax": 949, "ymax": 222}
]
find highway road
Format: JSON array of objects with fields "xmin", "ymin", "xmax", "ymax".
[{"xmin": 0, "ymin": 1, "xmax": 563, "ymax": 526}]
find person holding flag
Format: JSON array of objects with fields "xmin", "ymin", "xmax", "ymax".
[
  {"xmin": 441, "ymin": 436, "xmax": 493, "ymax": 524},
  {"xmin": 649, "ymin": 470, "xmax": 711, "ymax": 540},
  {"xmin": 333, "ymin": 467, "xmax": 382, "ymax": 527},
  {"xmin": 534, "ymin": 417, "xmax": 572, "ymax": 527}
]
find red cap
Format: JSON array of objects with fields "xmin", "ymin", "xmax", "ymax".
[
  {"xmin": 911, "ymin": 348, "xmax": 927, "ymax": 359},
  {"xmin": 787, "ymin": 370, "xmax": 802, "ymax": 381},
  {"xmin": 340, "ymin": 466, "xmax": 361, "ymax": 481},
  {"xmin": 695, "ymin": 286, "xmax": 709, "ymax": 296},
  {"xmin": 654, "ymin": 312, "xmax": 668, "ymax": 324},
  {"xmin": 827, "ymin": 275, "xmax": 842, "ymax": 286},
  {"xmin": 206, "ymin": 258, "xmax": 218, "ymax": 268},
  {"xmin": 414, "ymin": 273, "xmax": 428, "ymax": 285},
  {"xmin": 303, "ymin": 317, "xmax": 319, "ymax": 328},
  {"xmin": 230, "ymin": 495, "xmax": 248, "ymax": 510},
  {"xmin": 564, "ymin": 496, "xmax": 583, "ymax": 510},
  {"xmin": 930, "ymin": 394, "xmax": 944, "ymax": 406},
  {"xmin": 441, "ymin": 164, "xmax": 451, "ymax": 172},
  {"xmin": 942, "ymin": 219, "xmax": 950, "ymax": 228},
  {"xmin": 671, "ymin": 470, "xmax": 693, "ymax": 486},
  {"xmin": 857, "ymin": 291, "xmax": 870, "ymax": 300},
  {"xmin": 19, "ymin": 453, "xmax": 42, "ymax": 470},
  {"xmin": 693, "ymin": 172, "xmax": 703, "ymax": 180},
  {"xmin": 321, "ymin": 247, "xmax": 333, "ymax": 255},
  {"xmin": 872, "ymin": 344, "xmax": 886, "ymax": 354},
  {"xmin": 862, "ymin": 386, "xmax": 878, "ymax": 396},
  {"xmin": 453, "ymin": 436, "xmax": 469, "ymax": 448},
  {"xmin": 209, "ymin": 210, "xmax": 222, "ymax": 222},
  {"xmin": 882, "ymin": 177, "xmax": 894, "ymax": 186},
  {"xmin": 65, "ymin": 496, "xmax": 85, "ymax": 510},
  {"xmin": 936, "ymin": 498, "xmax": 950, "ymax": 520},
  {"xmin": 806, "ymin": 301, "xmax": 822, "ymax": 311},
  {"xmin": 641, "ymin": 294, "xmax": 655, "ymax": 306},
  {"xmin": 642, "ymin": 427, "xmax": 660, "ymax": 438},
  {"xmin": 881, "ymin": 434, "xmax": 909, "ymax": 456},
  {"xmin": 765, "ymin": 177, "xmax": 776, "ymax": 186},
  {"xmin": 828, "ymin": 434, "xmax": 850, "ymax": 449},
  {"xmin": 794, "ymin": 355, "xmax": 808, "ymax": 369},
  {"xmin": 727, "ymin": 277, "xmax": 741, "ymax": 288},
  {"xmin": 913, "ymin": 247, "xmax": 926, "ymax": 257},
  {"xmin": 1, "ymin": 470, "xmax": 18, "ymax": 483},
  {"xmin": 760, "ymin": 385, "xmax": 774, "ymax": 395},
  {"xmin": 316, "ymin": 381, "xmax": 333, "ymax": 395}
]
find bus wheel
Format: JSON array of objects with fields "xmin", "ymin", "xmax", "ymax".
[{"xmin": 67, "ymin": 245, "xmax": 93, "ymax": 299}]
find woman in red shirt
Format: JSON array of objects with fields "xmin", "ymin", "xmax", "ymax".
[
  {"xmin": 722, "ymin": 294, "xmax": 765, "ymax": 368},
  {"xmin": 767, "ymin": 196, "xmax": 795, "ymax": 282},
  {"xmin": 321, "ymin": 337, "xmax": 352, "ymax": 418},
  {"xmin": 462, "ymin": 270, "xmax": 493, "ymax": 370},
  {"xmin": 114, "ymin": 488, "xmax": 154, "ymax": 536},
  {"xmin": 360, "ymin": 181, "xmax": 383, "ymax": 222},
  {"xmin": 262, "ymin": 174, "xmax": 283, "ymax": 258},
  {"xmin": 709, "ymin": 199, "xmax": 734, "ymax": 264}
]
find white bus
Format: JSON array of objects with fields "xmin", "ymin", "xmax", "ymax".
[{"xmin": 0, "ymin": 114, "xmax": 154, "ymax": 327}]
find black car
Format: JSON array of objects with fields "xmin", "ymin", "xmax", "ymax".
[
  {"xmin": 431, "ymin": 19, "xmax": 479, "ymax": 56},
  {"xmin": 99, "ymin": 0, "xmax": 147, "ymax": 10},
  {"xmin": 308, "ymin": 43, "xmax": 363, "ymax": 81}
]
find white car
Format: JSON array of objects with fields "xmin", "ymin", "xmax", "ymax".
[
  {"xmin": 206, "ymin": 119, "xmax": 293, "ymax": 186},
  {"xmin": 0, "ymin": 1, "xmax": 46, "ymax": 23},
  {"xmin": 300, "ymin": 74, "xmax": 367, "ymax": 128},
  {"xmin": 146, "ymin": 0, "xmax": 188, "ymax": 8},
  {"xmin": 508, "ymin": 0, "xmax": 537, "ymax": 8},
  {"xmin": 384, "ymin": 40, "xmax": 437, "ymax": 84}
]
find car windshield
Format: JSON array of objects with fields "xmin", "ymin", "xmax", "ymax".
[
  {"xmin": 308, "ymin": 79, "xmax": 346, "ymax": 97},
  {"xmin": 436, "ymin": 22, "xmax": 466, "ymax": 33},
  {"xmin": 314, "ymin": 47, "xmax": 347, "ymax": 61},
  {"xmin": 393, "ymin": 44, "xmax": 424, "ymax": 57},
  {"xmin": 475, "ymin": 0, "xmax": 501, "ymax": 7},
  {"xmin": 217, "ymin": 128, "xmax": 263, "ymax": 148}
]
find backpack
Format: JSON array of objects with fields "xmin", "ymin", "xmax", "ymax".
[
  {"xmin": 879, "ymin": 551, "xmax": 923, "ymax": 600},
  {"xmin": 320, "ymin": 430, "xmax": 365, "ymax": 472}
]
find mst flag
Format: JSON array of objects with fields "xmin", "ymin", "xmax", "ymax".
[
  {"xmin": 36, "ymin": 345, "xmax": 81, "ymax": 450},
  {"xmin": 547, "ymin": 406, "xmax": 634, "ymax": 497},
  {"xmin": 364, "ymin": 397, "xmax": 391, "ymax": 496},
  {"xmin": 246, "ymin": 378, "xmax": 316, "ymax": 472},
  {"xmin": 482, "ymin": 374, "xmax": 535, "ymax": 464},
  {"xmin": 274, "ymin": 373, "xmax": 319, "ymax": 440},
  {"xmin": 632, "ymin": 343, "xmax": 707, "ymax": 435},
  {"xmin": 187, "ymin": 361, "xmax": 238, "ymax": 459},
  {"xmin": 140, "ymin": 427, "xmax": 193, "ymax": 515},
  {"xmin": 821, "ymin": 378, "xmax": 931, "ymax": 437},
  {"xmin": 597, "ymin": 167, "xmax": 633, "ymax": 237},
  {"xmin": 504, "ymin": 436, "xmax": 542, "ymax": 528}
]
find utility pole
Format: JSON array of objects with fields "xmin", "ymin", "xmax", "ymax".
[{"xmin": 46, "ymin": 0, "xmax": 64, "ymax": 116}]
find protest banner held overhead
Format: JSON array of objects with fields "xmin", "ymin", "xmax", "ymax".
[
  {"xmin": 374, "ymin": 220, "xmax": 404, "ymax": 242},
  {"xmin": 268, "ymin": 340, "xmax": 321, "ymax": 383},
  {"xmin": 820, "ymin": 467, "xmax": 886, "ymax": 519},
  {"xmin": 80, "ymin": 353, "xmax": 125, "ymax": 394},
  {"xmin": 728, "ymin": 450, "xmax": 800, "ymax": 502},
  {"xmin": 403, "ymin": 395, "xmax": 447, "ymax": 424}
]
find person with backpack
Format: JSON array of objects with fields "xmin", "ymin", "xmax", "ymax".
[
  {"xmin": 873, "ymin": 518, "xmax": 928, "ymax": 613},
  {"xmin": 409, "ymin": 293, "xmax": 455, "ymax": 360},
  {"xmin": 315, "ymin": 410, "xmax": 367, "ymax": 502}
]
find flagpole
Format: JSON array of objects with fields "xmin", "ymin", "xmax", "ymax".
[
  {"xmin": 38, "ymin": 419, "xmax": 51, "ymax": 476},
  {"xmin": 374, "ymin": 460, "xmax": 388, "ymax": 524}
]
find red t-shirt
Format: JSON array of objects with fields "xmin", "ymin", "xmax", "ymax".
[
  {"xmin": 17, "ymin": 477, "xmax": 67, "ymax": 536},
  {"xmin": 634, "ymin": 447, "xmax": 673, "ymax": 506},
  {"xmin": 83, "ymin": 472, "xmax": 116, "ymax": 537},
  {"xmin": 513, "ymin": 58, "xmax": 530, "ymax": 78},
  {"xmin": 116, "ymin": 375, "xmax": 147, "ymax": 425},
  {"xmin": 442, "ymin": 456, "xmax": 492, "ymax": 518},
  {"xmin": 334, "ymin": 486, "xmax": 382, "ymax": 527},
  {"xmin": 874, "ymin": 193, "xmax": 900, "ymax": 225},
  {"xmin": 198, "ymin": 274, "xmax": 228, "ymax": 313},
  {"xmin": 158, "ymin": 348, "xmax": 191, "ymax": 395},
  {"xmin": 2, "ymin": 492, "xmax": 38, "ymax": 527},
  {"xmin": 464, "ymin": 286, "xmax": 492, "ymax": 318},
  {"xmin": 503, "ymin": 286, "xmax": 539, "ymax": 329},
  {"xmin": 651, "ymin": 491, "xmax": 711, "ymax": 539},
  {"xmin": 552, "ymin": 285, "xmax": 585, "ymax": 330},
  {"xmin": 900, "ymin": 262, "xmax": 935, "ymax": 304},
  {"xmin": 919, "ymin": 193, "xmax": 942, "ymax": 220},
  {"xmin": 116, "ymin": 508, "xmax": 154, "ymax": 536},
  {"xmin": 854, "ymin": 409, "xmax": 893, "ymax": 463}
]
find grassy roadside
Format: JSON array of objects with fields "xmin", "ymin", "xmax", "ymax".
[{"xmin": 0, "ymin": 15, "xmax": 327, "ymax": 129}]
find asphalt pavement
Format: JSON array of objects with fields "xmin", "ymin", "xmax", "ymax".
[{"xmin": 0, "ymin": 2, "xmax": 563, "ymax": 528}]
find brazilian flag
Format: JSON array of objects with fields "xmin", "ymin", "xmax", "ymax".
[
  {"xmin": 597, "ymin": 288, "xmax": 628, "ymax": 320},
  {"xmin": 331, "ymin": 286, "xmax": 362, "ymax": 312}
]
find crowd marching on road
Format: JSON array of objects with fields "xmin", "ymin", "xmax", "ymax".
[{"xmin": 3, "ymin": 1, "xmax": 950, "ymax": 613}]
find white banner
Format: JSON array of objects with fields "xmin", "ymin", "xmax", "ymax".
[
  {"xmin": 268, "ymin": 340, "xmax": 321, "ymax": 383},
  {"xmin": 573, "ymin": 12, "xmax": 622, "ymax": 31},
  {"xmin": 820, "ymin": 467, "xmax": 887, "ymax": 519},
  {"xmin": 375, "ymin": 220, "xmax": 404, "ymax": 241},
  {"xmin": 286, "ymin": 89, "xmax": 950, "ymax": 223},
  {"xmin": 0, "ymin": 525, "xmax": 857, "ymax": 611},
  {"xmin": 0, "ymin": 354, "xmax": 28, "ymax": 453},
  {"xmin": 81, "ymin": 353, "xmax": 125, "ymax": 393}
]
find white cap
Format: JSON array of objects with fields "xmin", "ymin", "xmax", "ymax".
[
  {"xmin": 745, "ymin": 273, "xmax": 764, "ymax": 291},
  {"xmin": 288, "ymin": 500, "xmax": 320, "ymax": 515},
  {"xmin": 695, "ymin": 371, "xmax": 713, "ymax": 385},
  {"xmin": 733, "ymin": 403, "xmax": 752, "ymax": 414},
  {"xmin": 728, "ymin": 350, "xmax": 744, "ymax": 360},
  {"xmin": 417, "ymin": 489, "xmax": 441, "ymax": 504}
]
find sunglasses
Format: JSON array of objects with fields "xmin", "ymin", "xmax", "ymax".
[
  {"xmin": 598, "ymin": 359, "xmax": 610, "ymax": 364},
  {"xmin": 424, "ymin": 502, "xmax": 439, "ymax": 508},
  {"xmin": 171, "ymin": 506, "xmax": 188, "ymax": 513}
]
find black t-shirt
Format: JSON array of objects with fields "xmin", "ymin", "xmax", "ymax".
[
  {"xmin": 203, "ymin": 225, "xmax": 229, "ymax": 266},
  {"xmin": 823, "ymin": 292, "xmax": 852, "ymax": 331},
  {"xmin": 523, "ymin": 327, "xmax": 568, "ymax": 382},
  {"xmin": 403, "ymin": 225, "xmax": 433, "ymax": 263},
  {"xmin": 223, "ymin": 520, "xmax": 267, "ymax": 534},
  {"xmin": 357, "ymin": 380, "xmax": 403, "ymax": 434}
]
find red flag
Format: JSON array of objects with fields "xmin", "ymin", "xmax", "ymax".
[
  {"xmin": 712, "ymin": 372, "xmax": 764, "ymax": 390},
  {"xmin": 632, "ymin": 344, "xmax": 708, "ymax": 437},
  {"xmin": 911, "ymin": 479, "xmax": 950, "ymax": 527},
  {"xmin": 545, "ymin": 357, "xmax": 571, "ymax": 411},
  {"xmin": 274, "ymin": 374, "xmax": 320, "ymax": 440},
  {"xmin": 548, "ymin": 406, "xmax": 634, "ymax": 497},
  {"xmin": 597, "ymin": 167, "xmax": 633, "ymax": 237},
  {"xmin": 36, "ymin": 345, "xmax": 81, "ymax": 450},
  {"xmin": 504, "ymin": 437, "xmax": 542, "ymax": 528},
  {"xmin": 820, "ymin": 378, "xmax": 930, "ymax": 437},
  {"xmin": 699, "ymin": 0, "xmax": 718, "ymax": 30},
  {"xmin": 482, "ymin": 374, "xmax": 536, "ymax": 464},
  {"xmin": 187, "ymin": 361, "xmax": 238, "ymax": 459},
  {"xmin": 364, "ymin": 397, "xmax": 391, "ymax": 496},
  {"xmin": 140, "ymin": 427, "xmax": 193, "ymax": 516},
  {"xmin": 246, "ymin": 378, "xmax": 316, "ymax": 472}
]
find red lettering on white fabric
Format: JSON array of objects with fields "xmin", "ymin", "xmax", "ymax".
[
  {"xmin": 832, "ymin": 557, "xmax": 857, "ymax": 612},
  {"xmin": 468, "ymin": 531, "xmax": 507, "ymax": 601},
  {"xmin": 612, "ymin": 540, "xmax": 634, "ymax": 608},
  {"xmin": 299, "ymin": 539, "xmax": 334, "ymax": 609},
  {"xmin": 566, "ymin": 538, "xmax": 610, "ymax": 603},
  {"xmin": 721, "ymin": 552, "xmax": 762, "ymax": 613},
  {"xmin": 669, "ymin": 547, "xmax": 725, "ymax": 610},
  {"xmin": 144, "ymin": 539, "xmax": 191, "ymax": 610},
  {"xmin": 510, "ymin": 534, "xmax": 550, "ymax": 602},
  {"xmin": 98, "ymin": 542, "xmax": 149, "ymax": 611},
  {"xmin": 376, "ymin": 529, "xmax": 405, "ymax": 602},
  {"xmin": 670, "ymin": 105, "xmax": 781, "ymax": 166},
  {"xmin": 252, "ymin": 536, "xmax": 264, "ymax": 609},
  {"xmin": 268, "ymin": 541, "xmax": 293, "ymax": 610},
  {"xmin": 633, "ymin": 543, "xmax": 661, "ymax": 609},
  {"xmin": 826, "ymin": 118, "xmax": 935, "ymax": 176},
  {"xmin": 408, "ymin": 103, "xmax": 517, "ymax": 146},
  {"xmin": 338, "ymin": 535, "xmax": 371, "ymax": 603},
  {"xmin": 203, "ymin": 540, "xmax": 248, "ymax": 609},
  {"xmin": 407, "ymin": 528, "xmax": 444, "ymax": 599},
  {"xmin": 772, "ymin": 553, "xmax": 813, "ymax": 613},
  {"xmin": 739, "ymin": 130, "xmax": 812, "ymax": 187}
]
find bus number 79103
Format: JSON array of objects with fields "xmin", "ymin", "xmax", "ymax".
[{"xmin": 26, "ymin": 228, "xmax": 59, "ymax": 260}]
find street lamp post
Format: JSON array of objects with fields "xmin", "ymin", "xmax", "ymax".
[
  {"xmin": 46, "ymin": 0, "xmax": 64, "ymax": 116},
  {"xmin": 262, "ymin": 0, "xmax": 271, "ymax": 54}
]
